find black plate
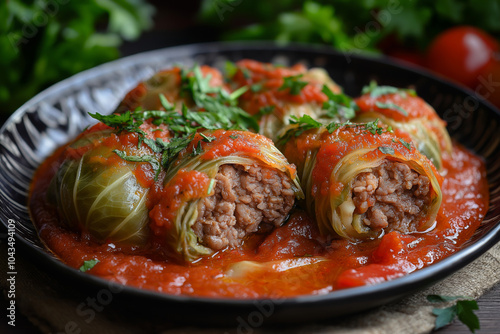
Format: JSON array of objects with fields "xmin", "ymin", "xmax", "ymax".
[{"xmin": 2, "ymin": 42, "xmax": 500, "ymax": 325}]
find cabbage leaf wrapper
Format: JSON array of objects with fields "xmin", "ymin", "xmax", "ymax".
[
  {"xmin": 355, "ymin": 88, "xmax": 452, "ymax": 170},
  {"xmin": 115, "ymin": 65, "xmax": 226, "ymax": 113},
  {"xmin": 48, "ymin": 122, "xmax": 168, "ymax": 245},
  {"xmin": 282, "ymin": 123, "xmax": 443, "ymax": 240},
  {"xmin": 149, "ymin": 129, "xmax": 304, "ymax": 261},
  {"xmin": 227, "ymin": 59, "xmax": 349, "ymax": 142}
]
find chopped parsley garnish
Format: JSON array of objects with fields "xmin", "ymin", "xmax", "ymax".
[
  {"xmin": 278, "ymin": 74, "xmax": 308, "ymax": 95},
  {"xmin": 378, "ymin": 146, "xmax": 395, "ymax": 155},
  {"xmin": 375, "ymin": 101, "xmax": 409, "ymax": 116},
  {"xmin": 254, "ymin": 105, "xmax": 275, "ymax": 119},
  {"xmin": 277, "ymin": 116, "xmax": 390, "ymax": 145},
  {"xmin": 363, "ymin": 119, "xmax": 385, "ymax": 135},
  {"xmin": 229, "ymin": 134, "xmax": 239, "ymax": 139},
  {"xmin": 427, "ymin": 295, "xmax": 480, "ymax": 333},
  {"xmin": 321, "ymin": 85, "xmax": 358, "ymax": 120},
  {"xmin": 200, "ymin": 133, "xmax": 215, "ymax": 142},
  {"xmin": 224, "ymin": 61, "xmax": 238, "ymax": 79},
  {"xmin": 79, "ymin": 259, "xmax": 99, "ymax": 272},
  {"xmin": 114, "ymin": 149, "xmax": 162, "ymax": 178},
  {"xmin": 362, "ymin": 80, "xmax": 416, "ymax": 99},
  {"xmin": 277, "ymin": 114, "xmax": 322, "ymax": 145},
  {"xmin": 251, "ymin": 83, "xmax": 263, "ymax": 92},
  {"xmin": 90, "ymin": 65, "xmax": 260, "ymax": 179},
  {"xmin": 399, "ymin": 139, "xmax": 412, "ymax": 150}
]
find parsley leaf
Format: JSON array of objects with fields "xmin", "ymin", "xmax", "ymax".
[
  {"xmin": 427, "ymin": 295, "xmax": 480, "ymax": 333},
  {"xmin": 362, "ymin": 81, "xmax": 416, "ymax": 99},
  {"xmin": 378, "ymin": 146, "xmax": 395, "ymax": 155},
  {"xmin": 229, "ymin": 134, "xmax": 239, "ymax": 139},
  {"xmin": 79, "ymin": 259, "xmax": 99, "ymax": 272},
  {"xmin": 114, "ymin": 149, "xmax": 161, "ymax": 179},
  {"xmin": 375, "ymin": 101, "xmax": 409, "ymax": 116},
  {"xmin": 321, "ymin": 85, "xmax": 358, "ymax": 119},
  {"xmin": 191, "ymin": 140, "xmax": 203, "ymax": 156},
  {"xmin": 399, "ymin": 139, "xmax": 412, "ymax": 150},
  {"xmin": 254, "ymin": 105, "xmax": 276, "ymax": 119},
  {"xmin": 279, "ymin": 74, "xmax": 308, "ymax": 95},
  {"xmin": 225, "ymin": 61, "xmax": 238, "ymax": 79},
  {"xmin": 251, "ymin": 83, "xmax": 263, "ymax": 92},
  {"xmin": 277, "ymin": 114, "xmax": 322, "ymax": 145},
  {"xmin": 363, "ymin": 119, "xmax": 385, "ymax": 135},
  {"xmin": 200, "ymin": 133, "xmax": 215, "ymax": 142}
]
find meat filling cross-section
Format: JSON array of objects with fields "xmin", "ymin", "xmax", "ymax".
[
  {"xmin": 193, "ymin": 164, "xmax": 296, "ymax": 250},
  {"xmin": 351, "ymin": 160, "xmax": 432, "ymax": 233}
]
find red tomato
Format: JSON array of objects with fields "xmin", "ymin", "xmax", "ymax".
[{"xmin": 426, "ymin": 26, "xmax": 500, "ymax": 88}]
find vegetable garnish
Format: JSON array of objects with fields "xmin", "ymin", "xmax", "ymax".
[
  {"xmin": 427, "ymin": 295, "xmax": 480, "ymax": 333},
  {"xmin": 362, "ymin": 81, "xmax": 417, "ymax": 99},
  {"xmin": 321, "ymin": 85, "xmax": 358, "ymax": 119},
  {"xmin": 375, "ymin": 101, "xmax": 409, "ymax": 117},
  {"xmin": 79, "ymin": 259, "xmax": 99, "ymax": 272},
  {"xmin": 90, "ymin": 65, "xmax": 261, "ymax": 179},
  {"xmin": 279, "ymin": 74, "xmax": 309, "ymax": 95},
  {"xmin": 254, "ymin": 105, "xmax": 276, "ymax": 119},
  {"xmin": 277, "ymin": 116, "xmax": 390, "ymax": 145},
  {"xmin": 378, "ymin": 146, "xmax": 395, "ymax": 155},
  {"xmin": 399, "ymin": 139, "xmax": 412, "ymax": 151}
]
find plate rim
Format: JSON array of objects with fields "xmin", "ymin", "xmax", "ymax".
[{"xmin": 2, "ymin": 41, "xmax": 500, "ymax": 312}]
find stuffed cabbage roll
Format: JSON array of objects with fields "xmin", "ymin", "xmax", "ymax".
[
  {"xmin": 148, "ymin": 129, "xmax": 303, "ymax": 261},
  {"xmin": 48, "ymin": 121, "xmax": 169, "ymax": 245},
  {"xmin": 115, "ymin": 65, "xmax": 227, "ymax": 113},
  {"xmin": 227, "ymin": 59, "xmax": 353, "ymax": 142},
  {"xmin": 354, "ymin": 83, "xmax": 452, "ymax": 170},
  {"xmin": 282, "ymin": 121, "xmax": 443, "ymax": 239}
]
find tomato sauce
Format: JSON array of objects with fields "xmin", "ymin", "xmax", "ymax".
[{"xmin": 29, "ymin": 141, "xmax": 488, "ymax": 298}]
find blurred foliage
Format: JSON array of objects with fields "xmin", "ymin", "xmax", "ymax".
[
  {"xmin": 199, "ymin": 0, "xmax": 500, "ymax": 50},
  {"xmin": 0, "ymin": 0, "xmax": 155, "ymax": 115}
]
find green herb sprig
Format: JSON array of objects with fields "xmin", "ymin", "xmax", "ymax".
[
  {"xmin": 279, "ymin": 74, "xmax": 308, "ymax": 95},
  {"xmin": 321, "ymin": 85, "xmax": 358, "ymax": 120},
  {"xmin": 427, "ymin": 295, "xmax": 480, "ymax": 333}
]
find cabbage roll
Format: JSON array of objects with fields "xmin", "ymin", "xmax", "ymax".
[
  {"xmin": 227, "ymin": 59, "xmax": 352, "ymax": 142},
  {"xmin": 115, "ymin": 65, "xmax": 227, "ymax": 113},
  {"xmin": 282, "ymin": 121, "xmax": 442, "ymax": 239},
  {"xmin": 354, "ymin": 83, "xmax": 452, "ymax": 170},
  {"xmin": 48, "ymin": 121, "xmax": 169, "ymax": 245},
  {"xmin": 149, "ymin": 129, "xmax": 303, "ymax": 261}
]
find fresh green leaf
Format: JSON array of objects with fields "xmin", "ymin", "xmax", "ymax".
[
  {"xmin": 79, "ymin": 259, "xmax": 99, "ymax": 272},
  {"xmin": 200, "ymin": 133, "xmax": 215, "ymax": 142},
  {"xmin": 254, "ymin": 105, "xmax": 276, "ymax": 119},
  {"xmin": 225, "ymin": 61, "xmax": 238, "ymax": 78},
  {"xmin": 362, "ymin": 81, "xmax": 416, "ymax": 99},
  {"xmin": 279, "ymin": 74, "xmax": 308, "ymax": 95},
  {"xmin": 321, "ymin": 84, "xmax": 358, "ymax": 119},
  {"xmin": 399, "ymin": 139, "xmax": 412, "ymax": 150},
  {"xmin": 428, "ymin": 295, "xmax": 480, "ymax": 332},
  {"xmin": 378, "ymin": 146, "xmax": 395, "ymax": 155},
  {"xmin": 114, "ymin": 149, "xmax": 161, "ymax": 178},
  {"xmin": 375, "ymin": 101, "xmax": 409, "ymax": 116},
  {"xmin": 456, "ymin": 300, "xmax": 480, "ymax": 333},
  {"xmin": 191, "ymin": 140, "xmax": 203, "ymax": 156},
  {"xmin": 363, "ymin": 119, "xmax": 385, "ymax": 135},
  {"xmin": 251, "ymin": 83, "xmax": 263, "ymax": 92},
  {"xmin": 159, "ymin": 94, "xmax": 175, "ymax": 111}
]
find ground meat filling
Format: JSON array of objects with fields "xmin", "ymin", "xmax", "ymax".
[
  {"xmin": 193, "ymin": 164, "xmax": 295, "ymax": 251},
  {"xmin": 351, "ymin": 160, "xmax": 432, "ymax": 233}
]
